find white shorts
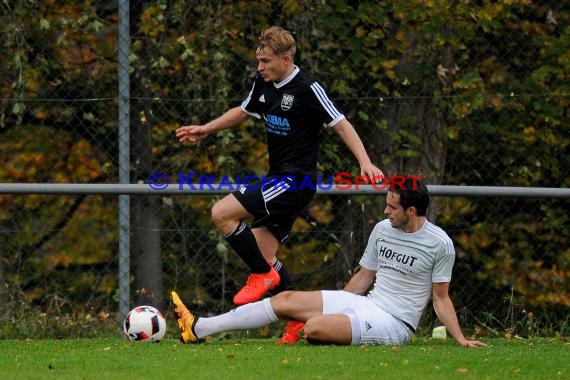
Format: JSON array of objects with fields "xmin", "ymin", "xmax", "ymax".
[{"xmin": 321, "ymin": 290, "xmax": 413, "ymax": 345}]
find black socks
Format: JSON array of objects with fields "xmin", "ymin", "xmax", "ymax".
[
  {"xmin": 225, "ymin": 222, "xmax": 295, "ymax": 292},
  {"xmin": 225, "ymin": 221, "xmax": 271, "ymax": 274},
  {"xmin": 271, "ymin": 260, "xmax": 293, "ymax": 294}
]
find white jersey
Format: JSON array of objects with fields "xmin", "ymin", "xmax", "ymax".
[{"xmin": 359, "ymin": 219, "xmax": 455, "ymax": 330}]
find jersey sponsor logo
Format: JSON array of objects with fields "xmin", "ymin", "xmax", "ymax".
[
  {"xmin": 264, "ymin": 114, "xmax": 291, "ymax": 135},
  {"xmin": 281, "ymin": 94, "xmax": 294, "ymax": 111},
  {"xmin": 378, "ymin": 245, "xmax": 418, "ymax": 267},
  {"xmin": 259, "ymin": 94, "xmax": 265, "ymax": 103}
]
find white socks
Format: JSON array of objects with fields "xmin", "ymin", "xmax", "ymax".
[{"xmin": 194, "ymin": 298, "xmax": 279, "ymax": 338}]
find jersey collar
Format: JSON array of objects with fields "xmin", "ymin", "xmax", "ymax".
[{"xmin": 274, "ymin": 65, "xmax": 300, "ymax": 89}]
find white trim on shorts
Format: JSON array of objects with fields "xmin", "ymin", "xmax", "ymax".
[{"xmin": 321, "ymin": 290, "xmax": 413, "ymax": 345}]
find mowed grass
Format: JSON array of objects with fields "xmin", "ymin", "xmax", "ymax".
[{"xmin": 0, "ymin": 336, "xmax": 568, "ymax": 380}]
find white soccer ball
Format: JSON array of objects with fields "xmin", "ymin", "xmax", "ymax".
[{"xmin": 123, "ymin": 305, "xmax": 167, "ymax": 342}]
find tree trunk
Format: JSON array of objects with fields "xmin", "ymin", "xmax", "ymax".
[
  {"xmin": 128, "ymin": 0, "xmax": 164, "ymax": 311},
  {"xmin": 132, "ymin": 192, "xmax": 163, "ymax": 309},
  {"xmin": 130, "ymin": 104, "xmax": 164, "ymax": 309},
  {"xmin": 384, "ymin": 98, "xmax": 447, "ymax": 222},
  {"xmin": 382, "ymin": 32, "xmax": 449, "ymax": 222},
  {"xmin": 333, "ymin": 196, "xmax": 370, "ymax": 288}
]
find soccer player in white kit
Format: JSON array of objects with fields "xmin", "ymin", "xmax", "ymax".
[{"xmin": 172, "ymin": 178, "xmax": 487, "ymax": 347}]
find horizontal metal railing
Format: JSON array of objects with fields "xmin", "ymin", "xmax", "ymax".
[{"xmin": 1, "ymin": 183, "xmax": 569, "ymax": 198}]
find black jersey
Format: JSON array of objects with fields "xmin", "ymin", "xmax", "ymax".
[{"xmin": 241, "ymin": 66, "xmax": 345, "ymax": 184}]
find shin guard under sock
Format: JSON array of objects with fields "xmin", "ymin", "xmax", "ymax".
[{"xmin": 225, "ymin": 221, "xmax": 271, "ymax": 273}]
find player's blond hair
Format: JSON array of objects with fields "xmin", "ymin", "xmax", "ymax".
[{"xmin": 257, "ymin": 26, "xmax": 296, "ymax": 58}]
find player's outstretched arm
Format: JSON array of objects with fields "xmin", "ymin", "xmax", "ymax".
[
  {"xmin": 176, "ymin": 106, "xmax": 248, "ymax": 143},
  {"xmin": 332, "ymin": 119, "xmax": 384, "ymax": 182},
  {"xmin": 432, "ymin": 282, "xmax": 488, "ymax": 347}
]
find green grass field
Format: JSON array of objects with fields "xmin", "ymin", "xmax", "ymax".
[{"xmin": 0, "ymin": 336, "xmax": 567, "ymax": 380}]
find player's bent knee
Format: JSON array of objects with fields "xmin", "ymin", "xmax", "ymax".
[
  {"xmin": 272, "ymin": 290, "xmax": 294, "ymax": 300},
  {"xmin": 303, "ymin": 321, "xmax": 336, "ymax": 344},
  {"xmin": 211, "ymin": 204, "xmax": 237, "ymax": 233},
  {"xmin": 303, "ymin": 319, "xmax": 323, "ymax": 340},
  {"xmin": 210, "ymin": 203, "xmax": 223, "ymax": 225},
  {"xmin": 303, "ymin": 316, "xmax": 352, "ymax": 345},
  {"xmin": 270, "ymin": 291, "xmax": 295, "ymax": 310}
]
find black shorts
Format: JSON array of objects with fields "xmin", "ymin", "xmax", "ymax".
[{"xmin": 232, "ymin": 175, "xmax": 315, "ymax": 244}]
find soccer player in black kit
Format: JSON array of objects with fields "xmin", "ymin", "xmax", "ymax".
[{"xmin": 175, "ymin": 26, "xmax": 384, "ymax": 343}]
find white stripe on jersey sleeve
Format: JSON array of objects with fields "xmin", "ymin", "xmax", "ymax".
[
  {"xmin": 310, "ymin": 82, "xmax": 343, "ymax": 122},
  {"xmin": 424, "ymin": 222, "xmax": 455, "ymax": 257},
  {"xmin": 241, "ymin": 81, "xmax": 261, "ymax": 119}
]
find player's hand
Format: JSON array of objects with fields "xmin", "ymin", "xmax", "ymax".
[
  {"xmin": 459, "ymin": 339, "xmax": 488, "ymax": 347},
  {"xmin": 175, "ymin": 125, "xmax": 210, "ymax": 142},
  {"xmin": 360, "ymin": 164, "xmax": 384, "ymax": 184}
]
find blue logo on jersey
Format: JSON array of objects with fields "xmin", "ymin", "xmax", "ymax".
[{"xmin": 264, "ymin": 114, "xmax": 291, "ymax": 136}]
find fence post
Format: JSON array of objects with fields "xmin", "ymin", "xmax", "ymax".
[{"xmin": 118, "ymin": 0, "xmax": 131, "ymax": 325}]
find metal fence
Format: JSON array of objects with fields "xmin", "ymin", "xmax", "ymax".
[
  {"xmin": 1, "ymin": 183, "xmax": 568, "ymax": 336},
  {"xmin": 1, "ymin": 0, "xmax": 569, "ymax": 337}
]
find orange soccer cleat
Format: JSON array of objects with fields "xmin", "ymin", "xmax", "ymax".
[
  {"xmin": 277, "ymin": 320, "xmax": 305, "ymax": 344},
  {"xmin": 171, "ymin": 291, "xmax": 203, "ymax": 344},
  {"xmin": 233, "ymin": 267, "xmax": 280, "ymax": 305}
]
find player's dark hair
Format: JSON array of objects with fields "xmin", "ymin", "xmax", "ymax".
[
  {"xmin": 258, "ymin": 26, "xmax": 296, "ymax": 58},
  {"xmin": 391, "ymin": 177, "xmax": 429, "ymax": 216}
]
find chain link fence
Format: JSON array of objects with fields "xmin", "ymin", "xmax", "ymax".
[{"xmin": 1, "ymin": 1, "xmax": 568, "ymax": 338}]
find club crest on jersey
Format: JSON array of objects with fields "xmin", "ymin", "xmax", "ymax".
[{"xmin": 281, "ymin": 94, "xmax": 294, "ymax": 111}]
